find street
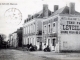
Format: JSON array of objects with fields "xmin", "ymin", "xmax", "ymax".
[
  {"xmin": 1, "ymin": 49, "xmax": 80, "ymax": 60},
  {"xmin": 0, "ymin": 49, "xmax": 53, "ymax": 60}
]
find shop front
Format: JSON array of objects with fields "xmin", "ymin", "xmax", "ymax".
[{"xmin": 43, "ymin": 33, "xmax": 58, "ymax": 51}]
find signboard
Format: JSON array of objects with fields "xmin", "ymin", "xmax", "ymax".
[{"xmin": 60, "ymin": 16, "xmax": 80, "ymax": 34}]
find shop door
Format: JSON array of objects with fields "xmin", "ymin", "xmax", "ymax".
[
  {"xmin": 52, "ymin": 39, "xmax": 56, "ymax": 50},
  {"xmin": 39, "ymin": 42, "xmax": 42, "ymax": 50}
]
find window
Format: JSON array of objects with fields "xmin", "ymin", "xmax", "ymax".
[
  {"xmin": 37, "ymin": 38, "xmax": 39, "ymax": 42},
  {"xmin": 28, "ymin": 26, "xmax": 30, "ymax": 34},
  {"xmin": 29, "ymin": 26, "xmax": 30, "ymax": 34},
  {"xmin": 25, "ymin": 38, "xmax": 27, "ymax": 45},
  {"xmin": 49, "ymin": 25, "xmax": 50, "ymax": 32},
  {"xmin": 25, "ymin": 27, "xmax": 27, "ymax": 34},
  {"xmin": 33, "ymin": 23, "xmax": 35, "ymax": 33},
  {"xmin": 28, "ymin": 38, "xmax": 29, "ymax": 44},
  {"xmin": 27, "ymin": 26, "xmax": 29, "ymax": 34},
  {"xmin": 48, "ymin": 24, "xmax": 51, "ymax": 33},
  {"xmin": 24, "ymin": 27, "xmax": 26, "ymax": 34},
  {"xmin": 31, "ymin": 24, "xmax": 32, "ymax": 33},
  {"xmin": 26, "ymin": 26, "xmax": 28, "ymax": 34},
  {"xmin": 32, "ymin": 24, "xmax": 34, "ymax": 33},
  {"xmin": 43, "ymin": 25, "xmax": 47, "ymax": 34},
  {"xmin": 48, "ymin": 39, "xmax": 50, "ymax": 46},
  {"xmin": 52, "ymin": 22, "xmax": 56, "ymax": 33},
  {"xmin": 29, "ymin": 25, "xmax": 31, "ymax": 33},
  {"xmin": 30, "ymin": 25, "xmax": 32, "ymax": 34},
  {"xmin": 53, "ymin": 23, "xmax": 55, "ymax": 27}
]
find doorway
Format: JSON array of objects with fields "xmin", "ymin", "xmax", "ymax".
[
  {"xmin": 28, "ymin": 38, "xmax": 29, "ymax": 44},
  {"xmin": 52, "ymin": 38, "xmax": 56, "ymax": 50},
  {"xmin": 39, "ymin": 42, "xmax": 42, "ymax": 50}
]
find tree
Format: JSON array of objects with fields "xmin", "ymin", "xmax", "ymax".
[{"xmin": 0, "ymin": 34, "xmax": 7, "ymax": 49}]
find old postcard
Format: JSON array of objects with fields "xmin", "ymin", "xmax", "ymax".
[{"xmin": 0, "ymin": 0, "xmax": 80, "ymax": 60}]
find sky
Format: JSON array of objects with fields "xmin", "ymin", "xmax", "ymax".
[{"xmin": 0, "ymin": 0, "xmax": 80, "ymax": 40}]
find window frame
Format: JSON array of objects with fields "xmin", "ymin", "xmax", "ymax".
[
  {"xmin": 52, "ymin": 22, "xmax": 56, "ymax": 33},
  {"xmin": 43, "ymin": 24, "xmax": 47, "ymax": 34},
  {"xmin": 48, "ymin": 23, "xmax": 51, "ymax": 34}
]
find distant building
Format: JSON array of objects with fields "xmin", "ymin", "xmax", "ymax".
[
  {"xmin": 42, "ymin": 3, "xmax": 80, "ymax": 52},
  {"xmin": 9, "ymin": 27, "xmax": 23, "ymax": 48},
  {"xmin": 10, "ymin": 31, "xmax": 18, "ymax": 48},
  {"xmin": 9, "ymin": 34, "xmax": 13, "ymax": 47},
  {"xmin": 23, "ymin": 4, "xmax": 51, "ymax": 50},
  {"xmin": 17, "ymin": 27, "xmax": 23, "ymax": 47}
]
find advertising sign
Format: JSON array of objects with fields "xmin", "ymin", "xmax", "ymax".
[{"xmin": 61, "ymin": 16, "xmax": 80, "ymax": 34}]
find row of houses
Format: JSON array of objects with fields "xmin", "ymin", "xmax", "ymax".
[{"xmin": 9, "ymin": 2, "xmax": 80, "ymax": 52}]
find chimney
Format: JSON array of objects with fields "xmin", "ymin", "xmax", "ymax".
[
  {"xmin": 43, "ymin": 4, "xmax": 48, "ymax": 18},
  {"xmin": 28, "ymin": 15, "xmax": 31, "ymax": 18},
  {"xmin": 28, "ymin": 15, "xmax": 31, "ymax": 20},
  {"xmin": 69, "ymin": 2, "xmax": 75, "ymax": 14},
  {"xmin": 54, "ymin": 5, "xmax": 58, "ymax": 12}
]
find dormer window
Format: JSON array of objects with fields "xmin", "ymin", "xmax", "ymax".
[{"xmin": 32, "ymin": 16, "xmax": 33, "ymax": 19}]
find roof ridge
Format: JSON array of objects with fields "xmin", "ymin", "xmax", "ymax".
[{"xmin": 51, "ymin": 6, "xmax": 69, "ymax": 16}]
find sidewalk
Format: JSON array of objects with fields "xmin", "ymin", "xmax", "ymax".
[{"xmin": 29, "ymin": 51, "xmax": 80, "ymax": 60}]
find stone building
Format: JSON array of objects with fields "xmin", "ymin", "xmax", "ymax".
[
  {"xmin": 9, "ymin": 27, "xmax": 23, "ymax": 48},
  {"xmin": 9, "ymin": 32, "xmax": 18, "ymax": 48},
  {"xmin": 8, "ymin": 34, "xmax": 12, "ymax": 47},
  {"xmin": 17, "ymin": 27, "xmax": 23, "ymax": 47},
  {"xmin": 42, "ymin": 3, "xmax": 80, "ymax": 52},
  {"xmin": 23, "ymin": 4, "xmax": 51, "ymax": 50}
]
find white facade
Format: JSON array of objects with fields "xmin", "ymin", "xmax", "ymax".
[
  {"xmin": 42, "ymin": 3, "xmax": 80, "ymax": 52},
  {"xmin": 42, "ymin": 15, "xmax": 59, "ymax": 51},
  {"xmin": 23, "ymin": 18, "xmax": 43, "ymax": 50},
  {"xmin": 9, "ymin": 33, "xmax": 18, "ymax": 48},
  {"xmin": 42, "ymin": 14, "xmax": 80, "ymax": 52},
  {"xmin": 23, "ymin": 4, "xmax": 51, "ymax": 50},
  {"xmin": 59, "ymin": 14, "xmax": 80, "ymax": 51}
]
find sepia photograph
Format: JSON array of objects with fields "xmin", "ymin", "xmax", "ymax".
[{"xmin": 0, "ymin": 0, "xmax": 80, "ymax": 60}]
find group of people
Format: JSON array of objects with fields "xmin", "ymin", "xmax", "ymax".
[
  {"xmin": 25, "ymin": 43, "xmax": 51, "ymax": 52},
  {"xmin": 44, "ymin": 45, "xmax": 51, "ymax": 52},
  {"xmin": 26, "ymin": 43, "xmax": 37, "ymax": 51}
]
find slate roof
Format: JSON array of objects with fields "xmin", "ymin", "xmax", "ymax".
[
  {"xmin": 51, "ymin": 6, "xmax": 80, "ymax": 16},
  {"xmin": 33, "ymin": 9, "xmax": 52, "ymax": 18},
  {"xmin": 24, "ymin": 5, "xmax": 80, "ymax": 23},
  {"xmin": 24, "ymin": 9, "xmax": 52, "ymax": 23}
]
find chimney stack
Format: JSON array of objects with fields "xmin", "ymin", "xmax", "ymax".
[
  {"xmin": 28, "ymin": 15, "xmax": 31, "ymax": 20},
  {"xmin": 69, "ymin": 2, "xmax": 75, "ymax": 14},
  {"xmin": 28, "ymin": 15, "xmax": 31, "ymax": 18},
  {"xmin": 43, "ymin": 4, "xmax": 48, "ymax": 18},
  {"xmin": 54, "ymin": 5, "xmax": 58, "ymax": 12}
]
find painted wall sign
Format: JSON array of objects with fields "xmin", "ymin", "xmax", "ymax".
[{"xmin": 61, "ymin": 16, "xmax": 80, "ymax": 34}]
